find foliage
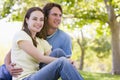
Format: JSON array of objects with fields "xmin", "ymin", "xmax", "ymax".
[
  {"xmin": 0, "ymin": 0, "xmax": 108, "ymax": 24},
  {"xmin": 58, "ymin": 0, "xmax": 112, "ymax": 60},
  {"xmin": 0, "ymin": 0, "xmax": 15, "ymax": 18},
  {"xmin": 0, "ymin": 0, "xmax": 52, "ymax": 21},
  {"xmin": 90, "ymin": 24, "xmax": 111, "ymax": 58},
  {"xmin": 59, "ymin": 0, "xmax": 108, "ymax": 28}
]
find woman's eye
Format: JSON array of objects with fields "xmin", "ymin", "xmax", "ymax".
[{"xmin": 33, "ymin": 18, "xmax": 37, "ymax": 20}]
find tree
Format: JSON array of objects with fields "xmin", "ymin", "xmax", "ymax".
[
  {"xmin": 0, "ymin": 0, "xmax": 51, "ymax": 21},
  {"xmin": 104, "ymin": 0, "xmax": 120, "ymax": 74},
  {"xmin": 61, "ymin": 0, "xmax": 120, "ymax": 74}
]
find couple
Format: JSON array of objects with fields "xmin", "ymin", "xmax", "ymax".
[{"xmin": 0, "ymin": 2, "xmax": 84, "ymax": 80}]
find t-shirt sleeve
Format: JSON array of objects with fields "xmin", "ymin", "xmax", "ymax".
[
  {"xmin": 62, "ymin": 35, "xmax": 72, "ymax": 57},
  {"xmin": 13, "ymin": 31, "xmax": 32, "ymax": 46},
  {"xmin": 43, "ymin": 39, "xmax": 52, "ymax": 53}
]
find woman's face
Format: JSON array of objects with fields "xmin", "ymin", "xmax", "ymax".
[{"xmin": 26, "ymin": 10, "xmax": 44, "ymax": 34}]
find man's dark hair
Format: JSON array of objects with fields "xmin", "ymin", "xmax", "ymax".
[{"xmin": 43, "ymin": 3, "xmax": 62, "ymax": 18}]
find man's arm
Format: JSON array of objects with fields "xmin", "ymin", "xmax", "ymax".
[
  {"xmin": 4, "ymin": 50, "xmax": 11, "ymax": 67},
  {"xmin": 62, "ymin": 35, "xmax": 72, "ymax": 57},
  {"xmin": 4, "ymin": 50, "xmax": 23, "ymax": 77}
]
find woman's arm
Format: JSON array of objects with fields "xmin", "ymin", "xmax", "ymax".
[
  {"xmin": 18, "ymin": 40, "xmax": 56, "ymax": 64},
  {"xmin": 44, "ymin": 50, "xmax": 51, "ymax": 56}
]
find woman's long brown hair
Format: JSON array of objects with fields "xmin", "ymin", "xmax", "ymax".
[{"xmin": 22, "ymin": 7, "xmax": 47, "ymax": 47}]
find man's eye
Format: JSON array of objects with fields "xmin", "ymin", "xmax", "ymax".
[
  {"xmin": 52, "ymin": 14, "xmax": 57, "ymax": 16},
  {"xmin": 59, "ymin": 14, "xmax": 62, "ymax": 17},
  {"xmin": 51, "ymin": 13, "xmax": 62, "ymax": 17}
]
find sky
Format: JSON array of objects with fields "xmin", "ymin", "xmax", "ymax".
[{"xmin": 0, "ymin": 20, "xmax": 22, "ymax": 46}]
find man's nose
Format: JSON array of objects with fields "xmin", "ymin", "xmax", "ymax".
[{"xmin": 56, "ymin": 15, "xmax": 61, "ymax": 20}]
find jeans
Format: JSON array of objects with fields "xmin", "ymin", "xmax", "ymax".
[
  {"xmin": 39, "ymin": 48, "xmax": 67, "ymax": 68},
  {"xmin": 23, "ymin": 57, "xmax": 83, "ymax": 80},
  {"xmin": 0, "ymin": 48, "xmax": 67, "ymax": 80},
  {"xmin": 0, "ymin": 48, "xmax": 84, "ymax": 80},
  {"xmin": 23, "ymin": 48, "xmax": 84, "ymax": 80},
  {"xmin": 0, "ymin": 64, "xmax": 12, "ymax": 80}
]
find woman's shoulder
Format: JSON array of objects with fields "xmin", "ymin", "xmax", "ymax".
[
  {"xmin": 14, "ymin": 30, "xmax": 31, "ymax": 40},
  {"xmin": 14, "ymin": 30, "xmax": 29, "ymax": 37},
  {"xmin": 15, "ymin": 30, "xmax": 26, "ymax": 35}
]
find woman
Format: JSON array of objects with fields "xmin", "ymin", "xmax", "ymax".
[{"xmin": 11, "ymin": 7, "xmax": 84, "ymax": 80}]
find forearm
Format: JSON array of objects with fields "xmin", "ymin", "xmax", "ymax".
[
  {"xmin": 19, "ymin": 40, "xmax": 57, "ymax": 64},
  {"xmin": 4, "ymin": 50, "xmax": 11, "ymax": 67},
  {"xmin": 40, "ymin": 55, "xmax": 57, "ymax": 64},
  {"xmin": 44, "ymin": 50, "xmax": 51, "ymax": 56}
]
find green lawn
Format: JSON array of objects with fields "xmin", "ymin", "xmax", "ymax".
[{"xmin": 80, "ymin": 71, "xmax": 120, "ymax": 80}]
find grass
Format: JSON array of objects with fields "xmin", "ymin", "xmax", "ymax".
[{"xmin": 80, "ymin": 71, "xmax": 120, "ymax": 80}]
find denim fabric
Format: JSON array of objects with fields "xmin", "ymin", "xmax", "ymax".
[
  {"xmin": 39, "ymin": 48, "xmax": 67, "ymax": 69},
  {"xmin": 0, "ymin": 49, "xmax": 84, "ymax": 80},
  {"xmin": 23, "ymin": 57, "xmax": 84, "ymax": 80},
  {"xmin": 24, "ymin": 49, "xmax": 84, "ymax": 80},
  {"xmin": 0, "ymin": 64, "xmax": 12, "ymax": 80}
]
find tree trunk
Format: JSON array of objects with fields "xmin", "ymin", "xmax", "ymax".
[
  {"xmin": 77, "ymin": 38, "xmax": 84, "ymax": 70},
  {"xmin": 110, "ymin": 22, "xmax": 120, "ymax": 74},
  {"xmin": 104, "ymin": 0, "xmax": 120, "ymax": 74},
  {"xmin": 79, "ymin": 48, "xmax": 84, "ymax": 70},
  {"xmin": 77, "ymin": 30, "xmax": 85, "ymax": 70}
]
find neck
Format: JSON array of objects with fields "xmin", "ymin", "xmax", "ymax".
[
  {"xmin": 47, "ymin": 27, "xmax": 58, "ymax": 36},
  {"xmin": 31, "ymin": 31, "xmax": 36, "ymax": 39}
]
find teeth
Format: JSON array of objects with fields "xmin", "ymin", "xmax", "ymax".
[
  {"xmin": 55, "ymin": 20, "xmax": 60, "ymax": 24},
  {"xmin": 35, "ymin": 26, "xmax": 40, "ymax": 29}
]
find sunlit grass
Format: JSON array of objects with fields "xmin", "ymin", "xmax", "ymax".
[
  {"xmin": 80, "ymin": 71, "xmax": 120, "ymax": 80},
  {"xmin": 59, "ymin": 71, "xmax": 120, "ymax": 80}
]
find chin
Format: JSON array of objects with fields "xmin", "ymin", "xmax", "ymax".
[{"xmin": 51, "ymin": 26, "xmax": 58, "ymax": 29}]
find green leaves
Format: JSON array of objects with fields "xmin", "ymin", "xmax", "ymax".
[
  {"xmin": 1, "ymin": 0, "xmax": 15, "ymax": 18},
  {"xmin": 0, "ymin": 0, "xmax": 50, "ymax": 21}
]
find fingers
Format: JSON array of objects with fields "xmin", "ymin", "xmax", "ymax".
[
  {"xmin": 7, "ymin": 63, "xmax": 23, "ymax": 77},
  {"xmin": 11, "ymin": 70, "xmax": 22, "ymax": 77},
  {"xmin": 11, "ymin": 68, "xmax": 23, "ymax": 77},
  {"xmin": 10, "ymin": 63, "xmax": 16, "ymax": 67},
  {"xmin": 67, "ymin": 59, "xmax": 77, "ymax": 68},
  {"xmin": 11, "ymin": 67, "xmax": 23, "ymax": 77}
]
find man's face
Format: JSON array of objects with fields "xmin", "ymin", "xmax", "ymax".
[{"xmin": 47, "ymin": 7, "xmax": 62, "ymax": 29}]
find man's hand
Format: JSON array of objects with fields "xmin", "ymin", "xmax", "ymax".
[
  {"xmin": 68, "ymin": 59, "xmax": 76, "ymax": 68},
  {"xmin": 6, "ymin": 63, "xmax": 23, "ymax": 77}
]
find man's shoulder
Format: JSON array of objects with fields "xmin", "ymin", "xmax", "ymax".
[
  {"xmin": 57, "ymin": 29, "xmax": 71, "ymax": 41},
  {"xmin": 58, "ymin": 29, "xmax": 70, "ymax": 37}
]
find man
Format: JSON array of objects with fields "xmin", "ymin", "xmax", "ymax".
[
  {"xmin": 0, "ymin": 2, "xmax": 72, "ymax": 80},
  {"xmin": 43, "ymin": 3, "xmax": 72, "ymax": 57}
]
